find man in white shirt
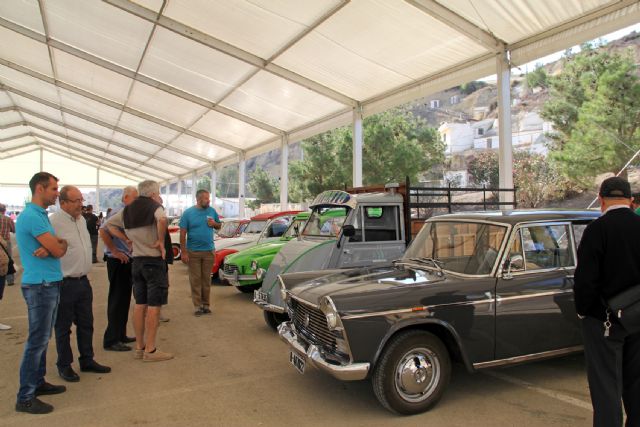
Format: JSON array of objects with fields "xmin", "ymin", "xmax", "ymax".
[{"xmin": 50, "ymin": 186, "xmax": 111, "ymax": 382}]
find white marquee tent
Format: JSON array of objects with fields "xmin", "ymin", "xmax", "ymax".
[{"xmin": 0, "ymin": 0, "xmax": 638, "ymax": 211}]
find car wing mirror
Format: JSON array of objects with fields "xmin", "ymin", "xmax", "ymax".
[
  {"xmin": 504, "ymin": 254, "xmax": 524, "ymax": 279},
  {"xmin": 342, "ymin": 224, "xmax": 355, "ymax": 237}
]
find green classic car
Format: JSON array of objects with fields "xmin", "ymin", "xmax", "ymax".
[{"xmin": 221, "ymin": 212, "xmax": 310, "ymax": 293}]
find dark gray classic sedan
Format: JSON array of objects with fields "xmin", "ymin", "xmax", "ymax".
[{"xmin": 277, "ymin": 209, "xmax": 600, "ymax": 415}]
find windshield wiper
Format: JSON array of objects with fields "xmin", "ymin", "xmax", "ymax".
[{"xmin": 393, "ymin": 258, "xmax": 445, "ymax": 276}]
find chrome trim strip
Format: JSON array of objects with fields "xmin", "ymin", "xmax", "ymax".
[
  {"xmin": 341, "ymin": 289, "xmax": 573, "ymax": 320},
  {"xmin": 290, "ymin": 294, "xmax": 320, "ymax": 310},
  {"xmin": 473, "ymin": 345, "xmax": 583, "ymax": 369},
  {"xmin": 278, "ymin": 321, "xmax": 370, "ymax": 381}
]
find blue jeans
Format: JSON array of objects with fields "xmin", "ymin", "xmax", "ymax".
[{"xmin": 17, "ymin": 282, "xmax": 61, "ymax": 402}]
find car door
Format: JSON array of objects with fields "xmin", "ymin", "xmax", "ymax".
[
  {"xmin": 495, "ymin": 222, "xmax": 581, "ymax": 359},
  {"xmin": 337, "ymin": 204, "xmax": 405, "ymax": 269}
]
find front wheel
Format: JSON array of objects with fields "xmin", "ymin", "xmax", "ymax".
[
  {"xmin": 236, "ymin": 283, "xmax": 260, "ymax": 293},
  {"xmin": 372, "ymin": 330, "xmax": 451, "ymax": 415},
  {"xmin": 263, "ymin": 310, "xmax": 289, "ymax": 331},
  {"xmin": 171, "ymin": 244, "xmax": 181, "ymax": 261}
]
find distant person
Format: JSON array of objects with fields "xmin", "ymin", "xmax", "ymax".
[
  {"xmin": 0, "ymin": 235, "xmax": 11, "ymax": 330},
  {"xmin": 100, "ymin": 186, "xmax": 138, "ymax": 352},
  {"xmin": 15, "ymin": 172, "xmax": 68, "ymax": 414},
  {"xmin": 50, "ymin": 186, "xmax": 111, "ymax": 383},
  {"xmin": 97, "ymin": 212, "xmax": 104, "ymax": 227},
  {"xmin": 633, "ymin": 192, "xmax": 640, "ymax": 214},
  {"xmin": 180, "ymin": 189, "xmax": 221, "ymax": 316},
  {"xmin": 0, "ymin": 203, "xmax": 16, "ymax": 285},
  {"xmin": 83, "ymin": 205, "xmax": 99, "ymax": 263},
  {"xmin": 574, "ymin": 176, "xmax": 640, "ymax": 427},
  {"xmin": 104, "ymin": 180, "xmax": 172, "ymax": 361}
]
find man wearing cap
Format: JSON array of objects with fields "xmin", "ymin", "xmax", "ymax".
[{"xmin": 574, "ymin": 176, "xmax": 640, "ymax": 427}]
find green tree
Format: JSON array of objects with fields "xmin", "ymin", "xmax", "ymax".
[
  {"xmin": 526, "ymin": 64, "xmax": 548, "ymax": 89},
  {"xmin": 541, "ymin": 44, "xmax": 640, "ymax": 184},
  {"xmin": 290, "ymin": 109, "xmax": 444, "ymax": 201},
  {"xmin": 216, "ymin": 166, "xmax": 238, "ymax": 198},
  {"xmin": 247, "ymin": 166, "xmax": 279, "ymax": 209},
  {"xmin": 467, "ymin": 151, "xmax": 499, "ymax": 187},
  {"xmin": 197, "ymin": 174, "xmax": 211, "ymax": 192}
]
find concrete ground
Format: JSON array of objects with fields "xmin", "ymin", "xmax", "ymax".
[{"xmin": 0, "ymin": 240, "xmax": 594, "ymax": 426}]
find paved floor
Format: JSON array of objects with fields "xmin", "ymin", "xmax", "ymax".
[{"xmin": 0, "ymin": 247, "xmax": 594, "ymax": 426}]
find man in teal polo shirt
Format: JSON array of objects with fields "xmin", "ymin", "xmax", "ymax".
[
  {"xmin": 180, "ymin": 189, "xmax": 221, "ymax": 316},
  {"xmin": 15, "ymin": 172, "xmax": 69, "ymax": 415}
]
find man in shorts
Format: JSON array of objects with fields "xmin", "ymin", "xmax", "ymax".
[{"xmin": 104, "ymin": 180, "xmax": 172, "ymax": 362}]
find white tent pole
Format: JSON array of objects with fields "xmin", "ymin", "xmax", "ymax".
[
  {"xmin": 177, "ymin": 179, "xmax": 183, "ymax": 215},
  {"xmin": 96, "ymin": 168, "xmax": 101, "ymax": 212},
  {"xmin": 353, "ymin": 103, "xmax": 363, "ymax": 187},
  {"xmin": 280, "ymin": 135, "xmax": 289, "ymax": 210},
  {"xmin": 191, "ymin": 172, "xmax": 197, "ymax": 206},
  {"xmin": 238, "ymin": 154, "xmax": 246, "ymax": 217},
  {"xmin": 210, "ymin": 164, "xmax": 217, "ymax": 204},
  {"xmin": 497, "ymin": 50, "xmax": 514, "ymax": 207},
  {"xmin": 39, "ymin": 147, "xmax": 43, "ymax": 172}
]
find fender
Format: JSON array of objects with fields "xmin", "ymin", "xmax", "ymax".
[{"xmin": 370, "ymin": 317, "xmax": 475, "ymax": 373}]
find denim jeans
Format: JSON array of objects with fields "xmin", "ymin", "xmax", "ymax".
[{"xmin": 17, "ymin": 281, "xmax": 61, "ymax": 402}]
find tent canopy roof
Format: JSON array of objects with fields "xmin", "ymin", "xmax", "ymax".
[{"xmin": 1, "ymin": 0, "xmax": 638, "ymax": 183}]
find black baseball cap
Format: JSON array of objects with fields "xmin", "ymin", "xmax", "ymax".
[{"xmin": 599, "ymin": 176, "xmax": 631, "ymax": 198}]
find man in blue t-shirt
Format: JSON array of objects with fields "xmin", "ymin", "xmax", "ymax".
[
  {"xmin": 15, "ymin": 172, "xmax": 69, "ymax": 415},
  {"xmin": 179, "ymin": 189, "xmax": 220, "ymax": 316}
]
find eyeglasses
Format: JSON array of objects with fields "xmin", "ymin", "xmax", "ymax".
[{"xmin": 62, "ymin": 198, "xmax": 84, "ymax": 204}]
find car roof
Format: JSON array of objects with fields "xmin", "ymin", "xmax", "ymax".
[
  {"xmin": 250, "ymin": 210, "xmax": 302, "ymax": 221},
  {"xmin": 428, "ymin": 209, "xmax": 601, "ymax": 225}
]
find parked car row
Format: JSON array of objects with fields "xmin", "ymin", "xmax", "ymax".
[{"xmin": 172, "ymin": 186, "xmax": 600, "ymax": 416}]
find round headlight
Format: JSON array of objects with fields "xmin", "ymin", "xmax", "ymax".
[
  {"xmin": 250, "ymin": 260, "xmax": 258, "ymax": 271},
  {"xmin": 320, "ymin": 296, "xmax": 340, "ymax": 331},
  {"xmin": 325, "ymin": 312, "xmax": 337, "ymax": 330}
]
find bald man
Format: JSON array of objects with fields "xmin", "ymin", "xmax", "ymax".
[{"xmin": 50, "ymin": 186, "xmax": 110, "ymax": 383}]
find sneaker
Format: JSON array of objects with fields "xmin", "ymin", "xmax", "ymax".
[
  {"xmin": 159, "ymin": 315, "xmax": 170, "ymax": 322},
  {"xmin": 15, "ymin": 397, "xmax": 53, "ymax": 414},
  {"xmin": 7, "ymin": 281, "xmax": 14, "ymax": 286},
  {"xmin": 134, "ymin": 348, "xmax": 145, "ymax": 360},
  {"xmin": 0, "ymin": 323, "xmax": 11, "ymax": 330},
  {"xmin": 35, "ymin": 382, "xmax": 67, "ymax": 396},
  {"xmin": 202, "ymin": 307, "xmax": 211, "ymax": 314},
  {"xmin": 143, "ymin": 349, "xmax": 174, "ymax": 362},
  {"xmin": 194, "ymin": 308, "xmax": 204, "ymax": 317}
]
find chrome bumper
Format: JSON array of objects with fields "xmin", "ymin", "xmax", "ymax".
[
  {"xmin": 253, "ymin": 289, "xmax": 286, "ymax": 313},
  {"xmin": 277, "ymin": 321, "xmax": 369, "ymax": 381},
  {"xmin": 220, "ymin": 270, "xmax": 257, "ymax": 285}
]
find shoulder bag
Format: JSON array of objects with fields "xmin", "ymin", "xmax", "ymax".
[
  {"xmin": 0, "ymin": 242, "xmax": 15, "ymax": 276},
  {"xmin": 608, "ymin": 285, "xmax": 640, "ymax": 335}
]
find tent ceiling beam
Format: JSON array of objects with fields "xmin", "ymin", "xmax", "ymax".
[
  {"xmin": 104, "ymin": 0, "xmax": 357, "ymax": 108},
  {"xmin": 0, "ymin": 121, "xmax": 27, "ymax": 130},
  {"xmin": 1, "ymin": 85, "xmax": 212, "ymax": 165},
  {"xmin": 35, "ymin": 135, "xmax": 164, "ymax": 180},
  {"xmin": 0, "ymin": 146, "xmax": 41, "ymax": 161},
  {"xmin": 405, "ymin": 0, "xmax": 505, "ymax": 51},
  {"xmin": 0, "ymin": 17, "xmax": 284, "ymax": 135},
  {"xmin": 0, "ymin": 139, "xmax": 37, "ymax": 153},
  {"xmin": 0, "ymin": 59, "xmax": 242, "ymax": 154}
]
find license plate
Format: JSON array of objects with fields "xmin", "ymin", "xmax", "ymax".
[
  {"xmin": 289, "ymin": 351, "xmax": 305, "ymax": 374},
  {"xmin": 254, "ymin": 289, "xmax": 268, "ymax": 302}
]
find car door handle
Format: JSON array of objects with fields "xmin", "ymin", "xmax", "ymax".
[
  {"xmin": 343, "ymin": 249, "xmax": 352, "ymax": 254},
  {"xmin": 565, "ymin": 274, "xmax": 574, "ymax": 279}
]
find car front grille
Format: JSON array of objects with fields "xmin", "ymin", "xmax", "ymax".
[
  {"xmin": 290, "ymin": 298, "xmax": 337, "ymax": 353},
  {"xmin": 224, "ymin": 264, "xmax": 238, "ymax": 275}
]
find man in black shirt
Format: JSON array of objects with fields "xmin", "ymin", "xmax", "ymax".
[
  {"xmin": 84, "ymin": 205, "xmax": 99, "ymax": 263},
  {"xmin": 574, "ymin": 176, "xmax": 640, "ymax": 427}
]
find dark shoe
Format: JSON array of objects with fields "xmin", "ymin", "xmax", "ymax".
[
  {"xmin": 35, "ymin": 381, "xmax": 67, "ymax": 396},
  {"xmin": 194, "ymin": 308, "xmax": 204, "ymax": 317},
  {"xmin": 58, "ymin": 366, "xmax": 80, "ymax": 383},
  {"xmin": 202, "ymin": 307, "xmax": 212, "ymax": 314},
  {"xmin": 121, "ymin": 336, "xmax": 136, "ymax": 343},
  {"xmin": 7, "ymin": 281, "xmax": 14, "ymax": 286},
  {"xmin": 80, "ymin": 361, "xmax": 111, "ymax": 374},
  {"xmin": 104, "ymin": 343, "xmax": 132, "ymax": 352},
  {"xmin": 16, "ymin": 397, "xmax": 54, "ymax": 414}
]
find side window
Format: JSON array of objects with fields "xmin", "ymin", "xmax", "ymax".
[
  {"xmin": 268, "ymin": 218, "xmax": 290, "ymax": 237},
  {"xmin": 521, "ymin": 224, "xmax": 574, "ymax": 270},
  {"xmin": 363, "ymin": 206, "xmax": 400, "ymax": 242},
  {"xmin": 572, "ymin": 223, "xmax": 588, "ymax": 248},
  {"xmin": 508, "ymin": 230, "xmax": 525, "ymax": 271}
]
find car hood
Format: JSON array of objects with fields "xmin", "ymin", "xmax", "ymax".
[
  {"xmin": 214, "ymin": 234, "xmax": 259, "ymax": 250},
  {"xmin": 290, "ymin": 266, "xmax": 451, "ymax": 313},
  {"xmin": 225, "ymin": 239, "xmax": 290, "ymax": 264}
]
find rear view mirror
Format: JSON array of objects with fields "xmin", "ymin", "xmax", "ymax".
[{"xmin": 342, "ymin": 224, "xmax": 355, "ymax": 237}]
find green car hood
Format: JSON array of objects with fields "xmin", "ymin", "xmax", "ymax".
[{"xmin": 224, "ymin": 237, "xmax": 293, "ymax": 266}]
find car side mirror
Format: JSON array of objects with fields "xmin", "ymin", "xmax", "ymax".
[
  {"xmin": 504, "ymin": 255, "xmax": 524, "ymax": 279},
  {"xmin": 342, "ymin": 224, "xmax": 355, "ymax": 237}
]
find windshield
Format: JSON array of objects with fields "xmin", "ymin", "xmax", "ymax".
[
  {"xmin": 404, "ymin": 221, "xmax": 508, "ymax": 275},
  {"xmin": 244, "ymin": 220, "xmax": 268, "ymax": 234},
  {"xmin": 218, "ymin": 221, "xmax": 240, "ymax": 238},
  {"xmin": 282, "ymin": 218, "xmax": 308, "ymax": 239},
  {"xmin": 302, "ymin": 207, "xmax": 349, "ymax": 238}
]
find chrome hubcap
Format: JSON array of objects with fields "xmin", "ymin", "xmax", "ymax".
[{"xmin": 395, "ymin": 347, "xmax": 439, "ymax": 402}]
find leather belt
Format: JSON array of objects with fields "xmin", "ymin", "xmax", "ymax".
[{"xmin": 63, "ymin": 275, "xmax": 88, "ymax": 281}]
